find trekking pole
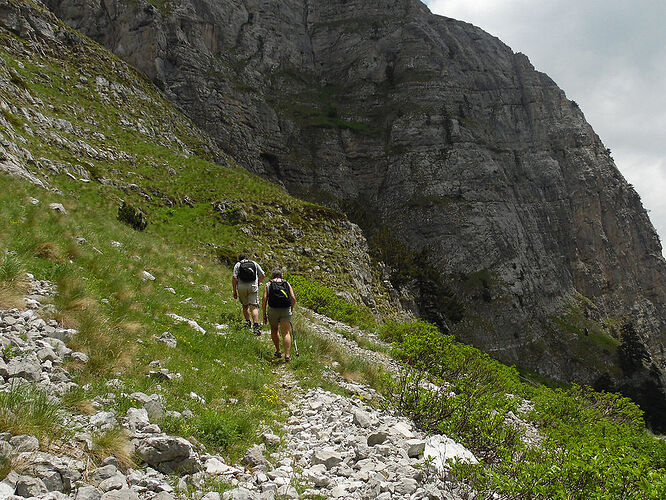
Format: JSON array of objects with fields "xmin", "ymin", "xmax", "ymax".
[{"xmin": 290, "ymin": 321, "xmax": 299, "ymax": 357}]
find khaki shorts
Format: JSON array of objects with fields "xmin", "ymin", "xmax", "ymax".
[
  {"xmin": 267, "ymin": 306, "xmax": 292, "ymax": 326},
  {"xmin": 237, "ymin": 281, "xmax": 259, "ymax": 306}
]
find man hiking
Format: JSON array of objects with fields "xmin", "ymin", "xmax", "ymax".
[
  {"xmin": 262, "ymin": 269, "xmax": 297, "ymax": 362},
  {"xmin": 232, "ymin": 254, "xmax": 265, "ymax": 335}
]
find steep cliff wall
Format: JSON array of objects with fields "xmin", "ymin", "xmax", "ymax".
[{"xmin": 46, "ymin": 0, "xmax": 666, "ymax": 427}]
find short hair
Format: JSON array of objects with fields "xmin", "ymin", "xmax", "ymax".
[
  {"xmin": 272, "ymin": 269, "xmax": 283, "ymax": 278},
  {"xmin": 238, "ymin": 254, "xmax": 247, "ymax": 261}
]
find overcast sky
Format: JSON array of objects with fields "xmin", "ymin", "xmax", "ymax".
[{"xmin": 424, "ymin": 0, "xmax": 666, "ymax": 253}]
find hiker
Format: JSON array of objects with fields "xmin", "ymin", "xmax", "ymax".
[
  {"xmin": 262, "ymin": 269, "xmax": 297, "ymax": 362},
  {"xmin": 232, "ymin": 254, "xmax": 265, "ymax": 335}
]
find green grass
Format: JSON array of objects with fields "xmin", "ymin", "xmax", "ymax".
[{"xmin": 0, "ymin": 384, "xmax": 66, "ymax": 446}]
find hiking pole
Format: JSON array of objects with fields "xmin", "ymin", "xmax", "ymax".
[{"xmin": 290, "ymin": 321, "xmax": 299, "ymax": 357}]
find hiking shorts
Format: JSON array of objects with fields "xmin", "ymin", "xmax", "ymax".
[
  {"xmin": 237, "ymin": 281, "xmax": 259, "ymax": 306},
  {"xmin": 267, "ymin": 306, "xmax": 292, "ymax": 326}
]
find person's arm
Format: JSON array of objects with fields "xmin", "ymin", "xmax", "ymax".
[
  {"xmin": 232, "ymin": 276, "xmax": 238, "ymax": 299},
  {"xmin": 289, "ymin": 283, "xmax": 297, "ymax": 308},
  {"xmin": 261, "ymin": 284, "xmax": 269, "ymax": 323},
  {"xmin": 257, "ymin": 262, "xmax": 265, "ymax": 284}
]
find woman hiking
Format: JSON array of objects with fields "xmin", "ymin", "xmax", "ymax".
[{"xmin": 262, "ymin": 269, "xmax": 297, "ymax": 362}]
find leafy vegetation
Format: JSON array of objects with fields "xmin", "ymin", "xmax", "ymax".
[
  {"xmin": 287, "ymin": 274, "xmax": 376, "ymax": 329},
  {"xmin": 380, "ymin": 320, "xmax": 666, "ymax": 499}
]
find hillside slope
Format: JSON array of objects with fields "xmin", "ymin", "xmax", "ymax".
[
  {"xmin": 43, "ymin": 0, "xmax": 666, "ymax": 426},
  {"xmin": 0, "ymin": 0, "xmax": 400, "ymax": 315}
]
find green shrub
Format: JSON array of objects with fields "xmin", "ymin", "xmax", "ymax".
[
  {"xmin": 287, "ymin": 274, "xmax": 376, "ymax": 329},
  {"xmin": 117, "ymin": 201, "xmax": 148, "ymax": 231},
  {"xmin": 381, "ymin": 320, "xmax": 666, "ymax": 499}
]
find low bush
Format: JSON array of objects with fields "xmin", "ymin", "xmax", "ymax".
[
  {"xmin": 117, "ymin": 201, "xmax": 148, "ymax": 231},
  {"xmin": 381, "ymin": 320, "xmax": 666, "ymax": 499},
  {"xmin": 287, "ymin": 274, "xmax": 376, "ymax": 329}
]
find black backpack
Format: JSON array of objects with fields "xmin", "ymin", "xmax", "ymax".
[
  {"xmin": 268, "ymin": 280, "xmax": 292, "ymax": 308},
  {"xmin": 237, "ymin": 260, "xmax": 257, "ymax": 282}
]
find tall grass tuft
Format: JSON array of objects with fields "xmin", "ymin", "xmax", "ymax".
[
  {"xmin": 91, "ymin": 428, "xmax": 134, "ymax": 470},
  {"xmin": 0, "ymin": 383, "xmax": 65, "ymax": 445}
]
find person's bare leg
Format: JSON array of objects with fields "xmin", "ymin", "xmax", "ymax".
[
  {"xmin": 271, "ymin": 324, "xmax": 281, "ymax": 354},
  {"xmin": 242, "ymin": 304, "xmax": 250, "ymax": 321},
  {"xmin": 250, "ymin": 304, "xmax": 260, "ymax": 324},
  {"xmin": 280, "ymin": 320, "xmax": 292, "ymax": 359}
]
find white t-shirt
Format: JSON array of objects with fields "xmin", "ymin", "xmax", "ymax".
[{"xmin": 233, "ymin": 260, "xmax": 264, "ymax": 287}]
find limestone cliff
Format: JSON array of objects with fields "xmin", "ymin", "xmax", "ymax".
[{"xmin": 45, "ymin": 0, "xmax": 666, "ymax": 427}]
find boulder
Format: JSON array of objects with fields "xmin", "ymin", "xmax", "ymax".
[
  {"xmin": 126, "ymin": 407, "xmax": 150, "ymax": 431},
  {"xmin": 100, "ymin": 488, "xmax": 139, "ymax": 500},
  {"xmin": 406, "ymin": 439, "xmax": 425, "ymax": 458},
  {"xmin": 424, "ymin": 435, "xmax": 478, "ymax": 473},
  {"xmin": 241, "ymin": 444, "xmax": 269, "ymax": 468},
  {"xmin": 311, "ymin": 449, "xmax": 343, "ymax": 470},
  {"xmin": 15, "ymin": 475, "xmax": 48, "ymax": 497},
  {"xmin": 75, "ymin": 485, "xmax": 102, "ymax": 500},
  {"xmin": 9, "ymin": 434, "xmax": 39, "ymax": 452},
  {"xmin": 7, "ymin": 355, "xmax": 41, "ymax": 382},
  {"xmin": 352, "ymin": 410, "xmax": 372, "ymax": 428},
  {"xmin": 367, "ymin": 431, "xmax": 388, "ymax": 446},
  {"xmin": 135, "ymin": 435, "xmax": 199, "ymax": 474}
]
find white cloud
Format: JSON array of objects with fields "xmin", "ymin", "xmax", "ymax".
[{"xmin": 423, "ymin": 0, "xmax": 666, "ymax": 251}]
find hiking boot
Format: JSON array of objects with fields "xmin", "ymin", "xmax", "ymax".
[
  {"xmin": 284, "ymin": 356, "xmax": 291, "ymax": 363},
  {"xmin": 274, "ymin": 351, "xmax": 282, "ymax": 359},
  {"xmin": 245, "ymin": 320, "xmax": 251, "ymax": 330},
  {"xmin": 253, "ymin": 323, "xmax": 261, "ymax": 336}
]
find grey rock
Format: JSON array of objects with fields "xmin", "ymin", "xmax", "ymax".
[
  {"xmin": 352, "ymin": 409, "xmax": 372, "ymax": 428},
  {"xmin": 89, "ymin": 465, "xmax": 118, "ymax": 485},
  {"xmin": 98, "ymin": 475, "xmax": 126, "ymax": 492},
  {"xmin": 200, "ymin": 494, "xmax": 221, "ymax": 500},
  {"xmin": 143, "ymin": 399, "xmax": 164, "ymax": 421},
  {"xmin": 7, "ymin": 355, "xmax": 41, "ymax": 382},
  {"xmin": 15, "ymin": 475, "xmax": 48, "ymax": 497},
  {"xmin": 126, "ymin": 407, "xmax": 150, "ymax": 431},
  {"xmin": 75, "ymin": 485, "xmax": 102, "ymax": 500},
  {"xmin": 155, "ymin": 332, "xmax": 177, "ymax": 348},
  {"xmin": 152, "ymin": 493, "xmax": 176, "ymax": 500},
  {"xmin": 89, "ymin": 412, "xmax": 117, "ymax": 430},
  {"xmin": 261, "ymin": 433, "xmax": 280, "ymax": 447},
  {"xmin": 367, "ymin": 431, "xmax": 388, "ymax": 446},
  {"xmin": 100, "ymin": 488, "xmax": 139, "ymax": 500},
  {"xmin": 395, "ymin": 477, "xmax": 418, "ymax": 495},
  {"xmin": 135, "ymin": 435, "xmax": 199, "ymax": 474},
  {"xmin": 9, "ymin": 434, "xmax": 39, "ymax": 452},
  {"xmin": 311, "ymin": 449, "xmax": 343, "ymax": 470},
  {"xmin": 0, "ymin": 441, "xmax": 12, "ymax": 457},
  {"xmin": 241, "ymin": 444, "xmax": 269, "ymax": 468},
  {"xmin": 222, "ymin": 488, "xmax": 258, "ymax": 500},
  {"xmin": 48, "ymin": 203, "xmax": 67, "ymax": 214},
  {"xmin": 406, "ymin": 439, "xmax": 426, "ymax": 458}
]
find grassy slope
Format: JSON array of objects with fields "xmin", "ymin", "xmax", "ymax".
[{"xmin": 0, "ymin": 0, "xmax": 385, "ymax": 466}]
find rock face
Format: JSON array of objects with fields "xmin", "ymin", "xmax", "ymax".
[{"xmin": 44, "ymin": 0, "xmax": 666, "ymax": 427}]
